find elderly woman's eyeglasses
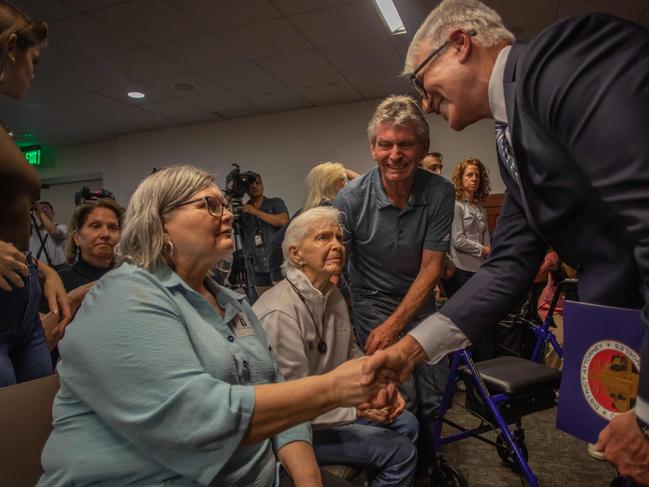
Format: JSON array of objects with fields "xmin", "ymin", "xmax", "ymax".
[
  {"xmin": 169, "ymin": 196, "xmax": 229, "ymax": 218},
  {"xmin": 409, "ymin": 31, "xmax": 476, "ymax": 100}
]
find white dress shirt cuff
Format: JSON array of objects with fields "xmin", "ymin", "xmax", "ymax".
[{"xmin": 408, "ymin": 312, "xmax": 472, "ymax": 364}]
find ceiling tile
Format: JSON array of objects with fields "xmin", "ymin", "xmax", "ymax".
[
  {"xmin": 343, "ymin": 65, "xmax": 407, "ymax": 90},
  {"xmin": 96, "ymin": 48, "xmax": 188, "ymax": 82},
  {"xmin": 272, "ymin": 0, "xmax": 361, "ymax": 15},
  {"xmin": 37, "ymin": 93, "xmax": 133, "ymax": 115},
  {"xmin": 14, "ymin": 0, "xmax": 79, "ymax": 21},
  {"xmin": 286, "ymin": 73, "xmax": 361, "ymax": 105},
  {"xmin": 232, "ymin": 83, "xmax": 311, "ymax": 111},
  {"xmin": 359, "ymin": 81, "xmax": 411, "ymax": 99},
  {"xmin": 290, "ymin": 2, "xmax": 388, "ymax": 47},
  {"xmin": 286, "ymin": 73, "xmax": 358, "ymax": 96},
  {"xmin": 48, "ymin": 14, "xmax": 138, "ymax": 58},
  {"xmin": 389, "ymin": 34, "xmax": 410, "ymax": 61},
  {"xmin": 145, "ymin": 73, "xmax": 222, "ymax": 98},
  {"xmin": 483, "ymin": 0, "xmax": 559, "ymax": 15},
  {"xmin": 152, "ymin": 33, "xmax": 247, "ymax": 70},
  {"xmin": 90, "ymin": 0, "xmax": 207, "ymax": 46},
  {"xmin": 557, "ymin": 0, "xmax": 649, "ymax": 22},
  {"xmin": 185, "ymin": 92, "xmax": 264, "ymax": 118},
  {"xmin": 301, "ymin": 90, "xmax": 361, "ymax": 106},
  {"xmin": 217, "ymin": 18, "xmax": 312, "ymax": 60},
  {"xmin": 257, "ymin": 50, "xmax": 336, "ymax": 81},
  {"xmin": 37, "ymin": 48, "xmax": 88, "ymax": 73},
  {"xmin": 141, "ymin": 100, "xmax": 212, "ymax": 118},
  {"xmin": 169, "ymin": 0, "xmax": 281, "ymax": 31},
  {"xmin": 322, "ymin": 36, "xmax": 403, "ymax": 72},
  {"xmin": 500, "ymin": 8, "xmax": 557, "ymax": 40},
  {"xmin": 167, "ymin": 113, "xmax": 223, "ymax": 125},
  {"xmin": 63, "ymin": 0, "xmax": 130, "ymax": 11},
  {"xmin": 197, "ymin": 62, "xmax": 278, "ymax": 90},
  {"xmin": 640, "ymin": 7, "xmax": 649, "ymax": 27}
]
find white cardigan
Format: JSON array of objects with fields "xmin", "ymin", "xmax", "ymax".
[{"xmin": 253, "ymin": 267, "xmax": 363, "ymax": 429}]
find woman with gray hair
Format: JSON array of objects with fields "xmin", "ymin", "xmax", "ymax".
[
  {"xmin": 269, "ymin": 162, "xmax": 359, "ymax": 283},
  {"xmin": 38, "ymin": 165, "xmax": 395, "ymax": 487},
  {"xmin": 254, "ymin": 207, "xmax": 418, "ymax": 487}
]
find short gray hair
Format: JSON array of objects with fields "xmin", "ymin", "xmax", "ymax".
[
  {"xmin": 116, "ymin": 165, "xmax": 216, "ymax": 270},
  {"xmin": 367, "ymin": 95, "xmax": 429, "ymax": 146},
  {"xmin": 404, "ymin": 0, "xmax": 514, "ymax": 73},
  {"xmin": 282, "ymin": 206, "xmax": 341, "ymax": 271}
]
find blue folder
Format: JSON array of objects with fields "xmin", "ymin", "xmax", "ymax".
[{"xmin": 556, "ymin": 301, "xmax": 644, "ymax": 443}]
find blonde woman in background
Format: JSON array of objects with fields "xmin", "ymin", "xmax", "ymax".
[{"xmin": 269, "ymin": 162, "xmax": 359, "ymax": 283}]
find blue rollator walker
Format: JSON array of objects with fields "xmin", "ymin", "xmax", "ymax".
[{"xmin": 428, "ymin": 279, "xmax": 576, "ymax": 487}]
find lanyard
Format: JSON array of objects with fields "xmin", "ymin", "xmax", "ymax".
[{"xmin": 286, "ymin": 278, "xmax": 328, "ymax": 354}]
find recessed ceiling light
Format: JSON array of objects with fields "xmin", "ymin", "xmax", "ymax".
[
  {"xmin": 127, "ymin": 91, "xmax": 146, "ymax": 99},
  {"xmin": 374, "ymin": 0, "xmax": 406, "ymax": 35}
]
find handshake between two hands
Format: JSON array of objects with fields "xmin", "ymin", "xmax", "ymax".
[{"xmin": 330, "ymin": 344, "xmax": 416, "ymax": 417}]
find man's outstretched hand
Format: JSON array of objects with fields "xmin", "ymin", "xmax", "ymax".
[{"xmin": 595, "ymin": 411, "xmax": 649, "ymax": 485}]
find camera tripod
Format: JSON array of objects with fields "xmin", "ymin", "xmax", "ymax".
[
  {"xmin": 30, "ymin": 210, "xmax": 52, "ymax": 266},
  {"xmin": 226, "ymin": 197, "xmax": 259, "ymax": 304}
]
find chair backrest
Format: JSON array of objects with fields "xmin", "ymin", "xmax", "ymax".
[{"xmin": 0, "ymin": 374, "xmax": 59, "ymax": 487}]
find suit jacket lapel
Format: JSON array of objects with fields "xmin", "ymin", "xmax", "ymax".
[{"xmin": 503, "ymin": 43, "xmax": 543, "ymax": 237}]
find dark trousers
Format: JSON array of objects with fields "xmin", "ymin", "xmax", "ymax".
[
  {"xmin": 279, "ymin": 468, "xmax": 355, "ymax": 486},
  {"xmin": 0, "ymin": 255, "xmax": 53, "ymax": 387}
]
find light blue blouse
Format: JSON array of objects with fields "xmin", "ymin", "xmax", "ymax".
[{"xmin": 38, "ymin": 262, "xmax": 310, "ymax": 486}]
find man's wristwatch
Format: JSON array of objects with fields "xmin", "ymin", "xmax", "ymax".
[{"xmin": 637, "ymin": 415, "xmax": 649, "ymax": 440}]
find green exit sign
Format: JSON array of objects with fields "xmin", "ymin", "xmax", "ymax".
[{"xmin": 22, "ymin": 146, "xmax": 41, "ymax": 165}]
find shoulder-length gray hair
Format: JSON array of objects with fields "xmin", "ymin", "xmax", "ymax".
[
  {"xmin": 115, "ymin": 165, "xmax": 216, "ymax": 270},
  {"xmin": 404, "ymin": 0, "xmax": 514, "ymax": 73},
  {"xmin": 303, "ymin": 162, "xmax": 347, "ymax": 211},
  {"xmin": 282, "ymin": 206, "xmax": 341, "ymax": 271},
  {"xmin": 367, "ymin": 95, "xmax": 429, "ymax": 147}
]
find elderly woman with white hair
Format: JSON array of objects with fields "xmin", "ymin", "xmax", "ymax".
[
  {"xmin": 38, "ymin": 165, "xmax": 396, "ymax": 487},
  {"xmin": 269, "ymin": 162, "xmax": 359, "ymax": 283},
  {"xmin": 254, "ymin": 207, "xmax": 419, "ymax": 487}
]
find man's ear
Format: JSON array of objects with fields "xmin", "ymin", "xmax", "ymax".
[
  {"xmin": 449, "ymin": 29, "xmax": 473, "ymax": 63},
  {"xmin": 370, "ymin": 142, "xmax": 379, "ymax": 162}
]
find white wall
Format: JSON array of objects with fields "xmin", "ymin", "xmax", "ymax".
[{"xmin": 36, "ymin": 99, "xmax": 504, "ymax": 215}]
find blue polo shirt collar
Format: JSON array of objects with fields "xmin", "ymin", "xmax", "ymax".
[{"xmin": 372, "ymin": 167, "xmax": 427, "ymax": 209}]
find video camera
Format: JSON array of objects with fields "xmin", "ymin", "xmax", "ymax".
[
  {"xmin": 224, "ymin": 163, "xmax": 259, "ymax": 200},
  {"xmin": 74, "ymin": 186, "xmax": 116, "ymax": 206}
]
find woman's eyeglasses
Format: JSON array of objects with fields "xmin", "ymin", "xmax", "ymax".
[{"xmin": 168, "ymin": 196, "xmax": 229, "ymax": 218}]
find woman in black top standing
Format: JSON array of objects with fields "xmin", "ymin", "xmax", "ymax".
[{"xmin": 58, "ymin": 198, "xmax": 123, "ymax": 292}]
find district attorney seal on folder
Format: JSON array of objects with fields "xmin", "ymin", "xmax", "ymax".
[{"xmin": 557, "ymin": 301, "xmax": 644, "ymax": 443}]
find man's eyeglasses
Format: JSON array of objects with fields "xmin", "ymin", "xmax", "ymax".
[
  {"xmin": 409, "ymin": 31, "xmax": 476, "ymax": 100},
  {"xmin": 168, "ymin": 195, "xmax": 229, "ymax": 218}
]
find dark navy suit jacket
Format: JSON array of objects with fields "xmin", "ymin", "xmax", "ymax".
[{"xmin": 441, "ymin": 14, "xmax": 649, "ymax": 400}]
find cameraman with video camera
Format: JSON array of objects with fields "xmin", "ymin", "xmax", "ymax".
[
  {"xmin": 241, "ymin": 172, "xmax": 289, "ymax": 288},
  {"xmin": 29, "ymin": 201, "xmax": 67, "ymax": 269}
]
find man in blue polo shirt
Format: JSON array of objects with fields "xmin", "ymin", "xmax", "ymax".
[{"xmin": 334, "ymin": 95, "xmax": 454, "ymax": 470}]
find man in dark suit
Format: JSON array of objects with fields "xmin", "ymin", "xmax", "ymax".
[{"xmin": 368, "ymin": 0, "xmax": 649, "ymax": 482}]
